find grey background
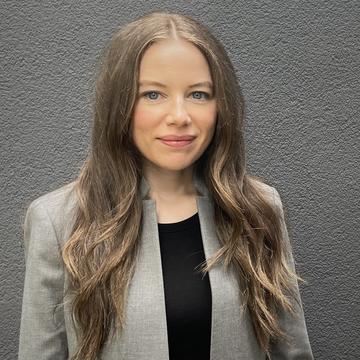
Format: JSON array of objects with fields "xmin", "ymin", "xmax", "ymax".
[{"xmin": 1, "ymin": 1, "xmax": 359, "ymax": 359}]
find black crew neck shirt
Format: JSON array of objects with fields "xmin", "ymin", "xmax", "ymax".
[{"xmin": 158, "ymin": 212, "xmax": 212, "ymax": 360}]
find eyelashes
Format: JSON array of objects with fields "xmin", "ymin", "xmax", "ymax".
[{"xmin": 140, "ymin": 90, "xmax": 212, "ymax": 101}]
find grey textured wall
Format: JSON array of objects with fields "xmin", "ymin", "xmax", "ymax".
[{"xmin": 1, "ymin": 1, "xmax": 359, "ymax": 359}]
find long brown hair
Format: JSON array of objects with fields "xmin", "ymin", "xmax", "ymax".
[{"xmin": 62, "ymin": 11, "xmax": 305, "ymax": 359}]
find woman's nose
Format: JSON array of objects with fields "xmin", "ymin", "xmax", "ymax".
[{"xmin": 167, "ymin": 96, "xmax": 191, "ymax": 124}]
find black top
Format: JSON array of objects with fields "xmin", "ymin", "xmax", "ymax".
[{"xmin": 158, "ymin": 212, "xmax": 212, "ymax": 360}]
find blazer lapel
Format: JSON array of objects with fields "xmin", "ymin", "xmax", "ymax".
[
  {"xmin": 193, "ymin": 174, "xmax": 264, "ymax": 359},
  {"xmin": 196, "ymin": 196, "xmax": 264, "ymax": 359}
]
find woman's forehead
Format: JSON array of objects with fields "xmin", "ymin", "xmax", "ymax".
[{"xmin": 138, "ymin": 39, "xmax": 212, "ymax": 84}]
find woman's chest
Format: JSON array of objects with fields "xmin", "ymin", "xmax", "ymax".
[{"xmin": 63, "ymin": 197, "xmax": 265, "ymax": 360}]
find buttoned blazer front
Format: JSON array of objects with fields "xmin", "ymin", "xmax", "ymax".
[{"xmin": 18, "ymin": 174, "xmax": 314, "ymax": 359}]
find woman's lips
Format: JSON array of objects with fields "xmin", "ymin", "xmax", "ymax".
[{"xmin": 158, "ymin": 139, "xmax": 195, "ymax": 148}]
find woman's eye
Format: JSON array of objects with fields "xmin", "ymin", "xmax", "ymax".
[
  {"xmin": 143, "ymin": 91, "xmax": 161, "ymax": 100},
  {"xmin": 191, "ymin": 91, "xmax": 210, "ymax": 100}
]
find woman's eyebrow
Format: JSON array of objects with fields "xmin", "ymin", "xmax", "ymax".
[{"xmin": 139, "ymin": 80, "xmax": 213, "ymax": 89}]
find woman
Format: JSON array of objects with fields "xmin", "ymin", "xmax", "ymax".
[{"xmin": 18, "ymin": 11, "xmax": 314, "ymax": 360}]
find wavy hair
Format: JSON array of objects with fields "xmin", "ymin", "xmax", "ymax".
[{"xmin": 62, "ymin": 11, "xmax": 305, "ymax": 360}]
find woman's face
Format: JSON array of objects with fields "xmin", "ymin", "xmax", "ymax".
[{"xmin": 131, "ymin": 38, "xmax": 217, "ymax": 173}]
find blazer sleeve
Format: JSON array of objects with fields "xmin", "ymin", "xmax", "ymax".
[
  {"xmin": 18, "ymin": 199, "xmax": 68, "ymax": 359},
  {"xmin": 269, "ymin": 187, "xmax": 314, "ymax": 359}
]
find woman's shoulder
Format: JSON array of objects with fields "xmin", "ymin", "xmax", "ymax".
[
  {"xmin": 247, "ymin": 176, "xmax": 285, "ymax": 219},
  {"xmin": 25, "ymin": 180, "xmax": 79, "ymax": 241},
  {"xmin": 249, "ymin": 176, "xmax": 279, "ymax": 201},
  {"xmin": 29, "ymin": 180, "xmax": 78, "ymax": 212}
]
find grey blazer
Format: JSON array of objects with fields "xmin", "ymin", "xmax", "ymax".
[{"xmin": 18, "ymin": 174, "xmax": 314, "ymax": 359}]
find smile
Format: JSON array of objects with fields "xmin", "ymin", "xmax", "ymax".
[{"xmin": 158, "ymin": 139, "xmax": 195, "ymax": 148}]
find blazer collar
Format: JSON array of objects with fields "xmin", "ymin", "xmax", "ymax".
[{"xmin": 139, "ymin": 171, "xmax": 210, "ymax": 200}]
